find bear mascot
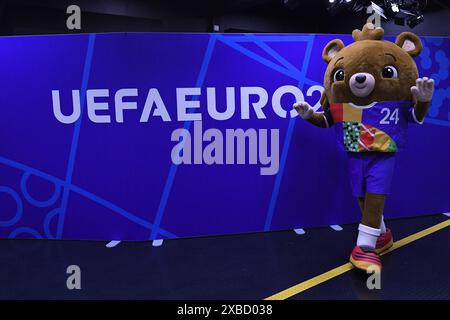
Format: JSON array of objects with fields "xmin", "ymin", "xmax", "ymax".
[{"xmin": 293, "ymin": 23, "xmax": 434, "ymax": 271}]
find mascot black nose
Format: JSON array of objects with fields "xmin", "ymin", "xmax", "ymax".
[{"xmin": 356, "ymin": 75, "xmax": 367, "ymax": 83}]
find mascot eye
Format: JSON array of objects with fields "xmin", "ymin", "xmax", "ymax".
[
  {"xmin": 333, "ymin": 69, "xmax": 345, "ymax": 82},
  {"xmin": 382, "ymin": 65, "xmax": 399, "ymax": 78}
]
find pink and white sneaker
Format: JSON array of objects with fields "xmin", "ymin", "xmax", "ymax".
[
  {"xmin": 376, "ymin": 228, "xmax": 394, "ymax": 254},
  {"xmin": 349, "ymin": 246, "xmax": 382, "ymax": 271}
]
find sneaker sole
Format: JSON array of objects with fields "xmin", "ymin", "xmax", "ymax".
[{"xmin": 349, "ymin": 256, "xmax": 382, "ymax": 272}]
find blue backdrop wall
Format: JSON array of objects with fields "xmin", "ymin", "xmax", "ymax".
[{"xmin": 0, "ymin": 32, "xmax": 449, "ymax": 241}]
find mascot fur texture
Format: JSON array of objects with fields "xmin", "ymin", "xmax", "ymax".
[{"xmin": 294, "ymin": 23, "xmax": 434, "ymax": 271}]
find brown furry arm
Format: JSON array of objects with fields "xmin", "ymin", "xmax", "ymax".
[
  {"xmin": 294, "ymin": 92, "xmax": 333, "ymax": 128},
  {"xmin": 411, "ymin": 77, "xmax": 434, "ymax": 123},
  {"xmin": 306, "ymin": 91, "xmax": 332, "ymax": 128},
  {"xmin": 412, "ymin": 100, "xmax": 430, "ymax": 123},
  {"xmin": 306, "ymin": 112, "xmax": 330, "ymax": 128}
]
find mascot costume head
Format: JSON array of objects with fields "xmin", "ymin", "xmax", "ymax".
[{"xmin": 294, "ymin": 23, "xmax": 434, "ymax": 272}]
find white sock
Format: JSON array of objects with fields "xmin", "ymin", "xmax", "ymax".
[
  {"xmin": 357, "ymin": 224, "xmax": 381, "ymax": 249},
  {"xmin": 379, "ymin": 216, "xmax": 386, "ymax": 234}
]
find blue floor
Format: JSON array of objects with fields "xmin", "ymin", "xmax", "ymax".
[{"xmin": 0, "ymin": 214, "xmax": 448, "ymax": 299}]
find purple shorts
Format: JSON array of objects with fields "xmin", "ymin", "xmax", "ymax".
[{"xmin": 347, "ymin": 152, "xmax": 396, "ymax": 197}]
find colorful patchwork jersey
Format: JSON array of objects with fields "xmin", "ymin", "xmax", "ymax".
[{"xmin": 324, "ymin": 101, "xmax": 419, "ymax": 153}]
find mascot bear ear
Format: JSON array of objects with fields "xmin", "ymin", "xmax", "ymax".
[
  {"xmin": 395, "ymin": 32, "xmax": 422, "ymax": 57},
  {"xmin": 322, "ymin": 39, "xmax": 345, "ymax": 64}
]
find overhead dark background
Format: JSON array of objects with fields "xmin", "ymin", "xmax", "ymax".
[{"xmin": 0, "ymin": 0, "xmax": 449, "ymax": 36}]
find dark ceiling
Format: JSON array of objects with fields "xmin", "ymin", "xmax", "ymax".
[{"xmin": 0, "ymin": 0, "xmax": 449, "ymax": 35}]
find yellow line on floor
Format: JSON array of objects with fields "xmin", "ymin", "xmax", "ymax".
[{"xmin": 264, "ymin": 218, "xmax": 450, "ymax": 300}]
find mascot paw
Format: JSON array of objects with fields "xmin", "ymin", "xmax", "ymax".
[
  {"xmin": 411, "ymin": 77, "xmax": 434, "ymax": 102},
  {"xmin": 293, "ymin": 101, "xmax": 314, "ymax": 120}
]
